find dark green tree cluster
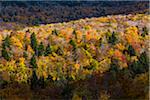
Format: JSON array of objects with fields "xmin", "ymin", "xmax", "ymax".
[
  {"xmin": 30, "ymin": 72, "xmax": 46, "ymax": 89},
  {"xmin": 30, "ymin": 70, "xmax": 38, "ymax": 89},
  {"xmin": 30, "ymin": 32, "xmax": 52, "ymax": 57},
  {"xmin": 30, "ymin": 33, "xmax": 54, "ymax": 89},
  {"xmin": 30, "ymin": 54, "xmax": 37, "ymax": 69},
  {"xmin": 109, "ymin": 51, "xmax": 149, "ymax": 80},
  {"xmin": 128, "ymin": 45, "xmax": 136, "ymax": 56},
  {"xmin": 108, "ymin": 32, "xmax": 118, "ymax": 45},
  {"xmin": 30, "ymin": 55, "xmax": 46, "ymax": 89},
  {"xmin": 30, "ymin": 54, "xmax": 38, "ymax": 89},
  {"xmin": 44, "ymin": 44, "xmax": 52, "ymax": 56},
  {"xmin": 1, "ymin": 35, "xmax": 11, "ymax": 61},
  {"xmin": 30, "ymin": 32, "xmax": 38, "ymax": 54},
  {"xmin": 37, "ymin": 42, "xmax": 44, "ymax": 57},
  {"xmin": 129, "ymin": 52, "xmax": 149, "ymax": 76}
]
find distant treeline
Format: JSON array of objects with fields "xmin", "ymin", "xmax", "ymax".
[
  {"xmin": 1, "ymin": 1, "xmax": 149, "ymax": 7},
  {"xmin": 0, "ymin": 1, "xmax": 149, "ymax": 26}
]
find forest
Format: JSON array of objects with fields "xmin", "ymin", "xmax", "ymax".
[{"xmin": 0, "ymin": 1, "xmax": 149, "ymax": 100}]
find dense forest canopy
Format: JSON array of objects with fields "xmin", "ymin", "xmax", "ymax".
[{"xmin": 0, "ymin": 1, "xmax": 149, "ymax": 99}]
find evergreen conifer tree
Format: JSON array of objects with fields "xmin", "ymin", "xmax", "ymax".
[
  {"xmin": 37, "ymin": 42, "xmax": 44, "ymax": 56},
  {"xmin": 1, "ymin": 35, "xmax": 11, "ymax": 61},
  {"xmin": 30, "ymin": 32, "xmax": 37, "ymax": 54},
  {"xmin": 31, "ymin": 70, "xmax": 38, "ymax": 89},
  {"xmin": 72, "ymin": 29, "xmax": 77, "ymax": 39},
  {"xmin": 30, "ymin": 54, "xmax": 37, "ymax": 69},
  {"xmin": 44, "ymin": 44, "xmax": 52, "ymax": 56},
  {"xmin": 108, "ymin": 32, "xmax": 117, "ymax": 45},
  {"xmin": 128, "ymin": 45, "xmax": 136, "ymax": 56}
]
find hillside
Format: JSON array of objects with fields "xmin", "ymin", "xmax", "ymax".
[{"xmin": 0, "ymin": 14, "xmax": 149, "ymax": 99}]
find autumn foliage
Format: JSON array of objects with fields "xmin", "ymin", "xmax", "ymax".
[{"xmin": 0, "ymin": 14, "xmax": 149, "ymax": 99}]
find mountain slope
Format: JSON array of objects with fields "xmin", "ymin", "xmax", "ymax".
[{"xmin": 0, "ymin": 14, "xmax": 149, "ymax": 99}]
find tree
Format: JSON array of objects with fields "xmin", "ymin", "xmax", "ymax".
[
  {"xmin": 130, "ymin": 61, "xmax": 143, "ymax": 75},
  {"xmin": 30, "ymin": 54, "xmax": 38, "ymax": 89},
  {"xmin": 44, "ymin": 44, "xmax": 52, "ymax": 56},
  {"xmin": 128, "ymin": 45, "xmax": 136, "ymax": 56},
  {"xmin": 1, "ymin": 35, "xmax": 11, "ymax": 61},
  {"xmin": 3, "ymin": 35, "xmax": 11, "ymax": 48},
  {"xmin": 2, "ymin": 47, "xmax": 11, "ymax": 61},
  {"xmin": 30, "ymin": 54, "xmax": 37, "ymax": 69},
  {"xmin": 138, "ymin": 52, "xmax": 149, "ymax": 71},
  {"xmin": 109, "ymin": 59, "xmax": 120, "ymax": 80},
  {"xmin": 72, "ymin": 29, "xmax": 77, "ymax": 39},
  {"xmin": 30, "ymin": 32, "xmax": 37, "ymax": 54},
  {"xmin": 130, "ymin": 52, "xmax": 149, "ymax": 75},
  {"xmin": 108, "ymin": 32, "xmax": 117, "ymax": 45},
  {"xmin": 37, "ymin": 42, "xmax": 44, "ymax": 56},
  {"xmin": 30, "ymin": 70, "xmax": 38, "ymax": 89}
]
